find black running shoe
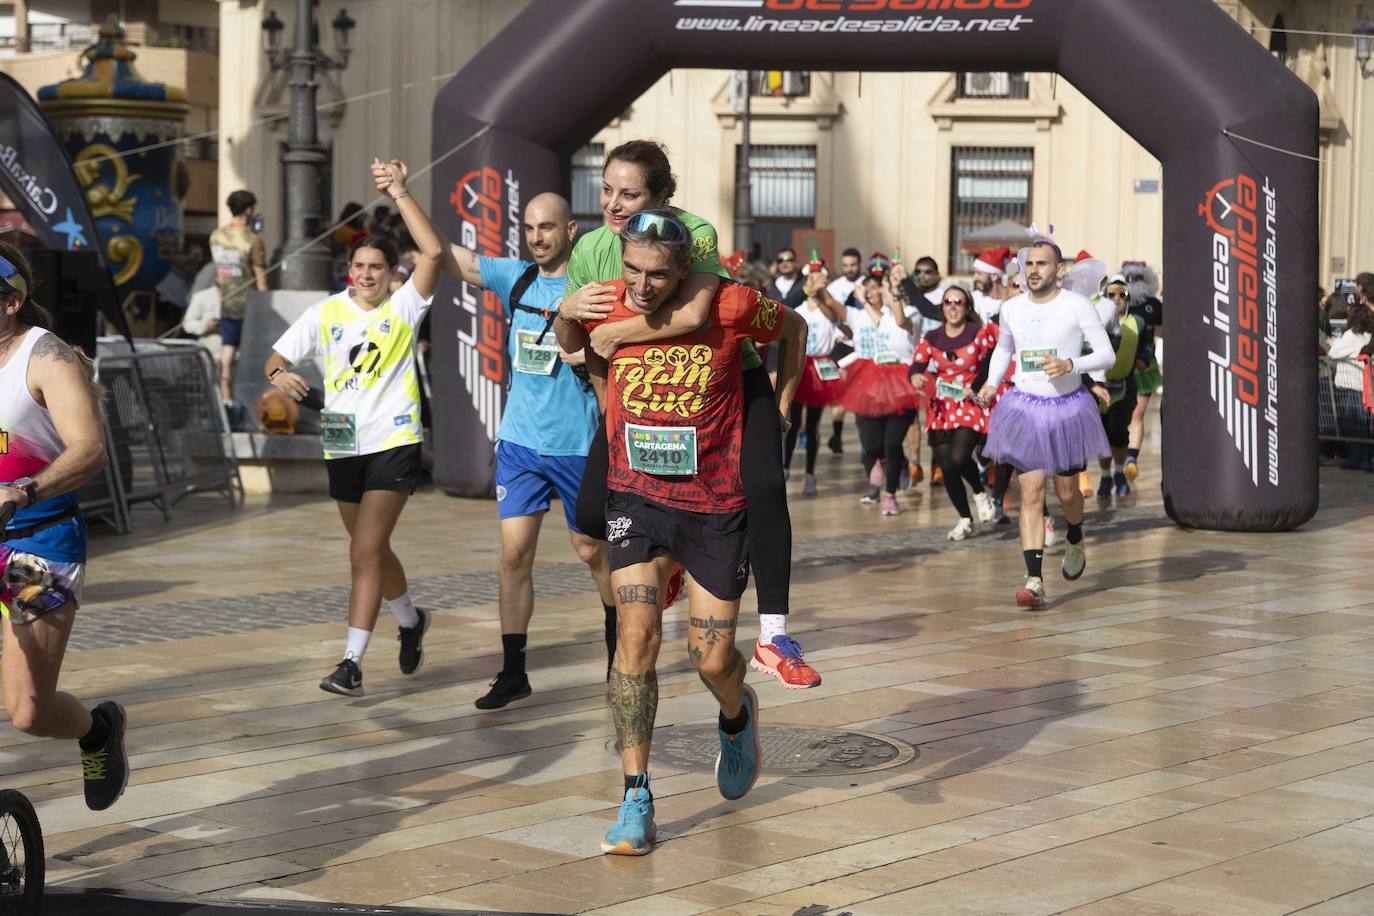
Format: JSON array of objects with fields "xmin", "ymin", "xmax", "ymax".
[
  {"xmin": 828, "ymin": 434, "xmax": 844, "ymax": 455},
  {"xmin": 81, "ymin": 701, "xmax": 129, "ymax": 811},
  {"xmin": 475, "ymin": 671, "xmax": 531, "ymax": 710},
  {"xmin": 319, "ymin": 658, "xmax": 363, "ymax": 697},
  {"xmin": 398, "ymin": 608, "xmax": 430, "ymax": 675}
]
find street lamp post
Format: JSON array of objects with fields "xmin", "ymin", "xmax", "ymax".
[
  {"xmin": 1355, "ymin": 16, "xmax": 1374, "ymax": 79},
  {"xmin": 262, "ymin": 1, "xmax": 353, "ymax": 290},
  {"xmin": 734, "ymin": 71, "xmax": 754, "ymax": 260}
]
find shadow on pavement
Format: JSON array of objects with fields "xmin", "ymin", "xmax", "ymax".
[{"xmin": 49, "ymin": 887, "xmax": 553, "ymax": 915}]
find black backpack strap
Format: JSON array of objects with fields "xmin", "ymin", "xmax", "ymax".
[{"xmin": 503, "ymin": 263, "xmax": 549, "ymax": 390}]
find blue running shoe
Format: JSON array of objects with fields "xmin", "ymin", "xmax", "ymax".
[
  {"xmin": 601, "ymin": 775, "xmax": 655, "ymax": 856},
  {"xmin": 716, "ymin": 684, "xmax": 762, "ymax": 800},
  {"xmin": 1114, "ymin": 471, "xmax": 1131, "ymax": 497}
]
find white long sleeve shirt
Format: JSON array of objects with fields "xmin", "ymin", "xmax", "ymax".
[{"xmin": 987, "ymin": 289, "xmax": 1115, "ymax": 397}]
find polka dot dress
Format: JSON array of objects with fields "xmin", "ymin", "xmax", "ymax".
[{"xmin": 911, "ymin": 323, "xmax": 1000, "ymax": 433}]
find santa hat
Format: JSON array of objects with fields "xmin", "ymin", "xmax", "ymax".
[
  {"xmin": 1073, "ymin": 249, "xmax": 1093, "ymax": 263},
  {"xmin": 973, "ymin": 246, "xmax": 1011, "ymax": 276}
]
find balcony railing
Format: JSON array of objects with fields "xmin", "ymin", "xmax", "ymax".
[
  {"xmin": 954, "ymin": 72, "xmax": 1031, "ymax": 100},
  {"xmin": 0, "ymin": 21, "xmax": 217, "ymax": 54}
]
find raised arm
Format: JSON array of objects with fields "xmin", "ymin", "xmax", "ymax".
[
  {"xmin": 4, "ymin": 335, "xmax": 108, "ymax": 514},
  {"xmin": 882, "ymin": 283, "xmax": 914, "ymax": 331},
  {"xmin": 372, "ymin": 159, "xmax": 443, "ymax": 299}
]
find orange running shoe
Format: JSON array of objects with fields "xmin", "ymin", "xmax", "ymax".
[
  {"xmin": 932, "ymin": 465, "xmax": 944, "ymax": 485},
  {"xmin": 909, "ymin": 463, "xmax": 924, "ymax": 485},
  {"xmin": 751, "ymin": 635, "xmax": 822, "ymax": 689},
  {"xmin": 664, "ymin": 564, "xmax": 685, "ymax": 609}
]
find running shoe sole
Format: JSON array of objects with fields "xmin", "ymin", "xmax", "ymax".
[
  {"xmin": 716, "ymin": 685, "xmax": 762, "ymax": 800},
  {"xmin": 1015, "ymin": 589, "xmax": 1047, "ymax": 609},
  {"xmin": 600, "ymin": 826, "xmax": 656, "ymax": 856},
  {"xmin": 1124, "ymin": 461, "xmax": 1139, "ymax": 480},
  {"xmin": 750, "ymin": 654, "xmax": 821, "ymax": 689},
  {"xmin": 1062, "ymin": 547, "xmax": 1087, "ymax": 581},
  {"xmin": 319, "ymin": 678, "xmax": 363, "ymax": 698}
]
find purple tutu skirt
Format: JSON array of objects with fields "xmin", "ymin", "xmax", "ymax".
[{"xmin": 985, "ymin": 387, "xmax": 1111, "ymax": 474}]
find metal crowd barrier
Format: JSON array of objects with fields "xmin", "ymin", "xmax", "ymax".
[
  {"xmin": 1318, "ymin": 355, "xmax": 1374, "ymax": 445},
  {"xmin": 81, "ymin": 340, "xmax": 243, "ymax": 532}
]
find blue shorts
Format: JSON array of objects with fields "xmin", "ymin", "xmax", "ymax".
[
  {"xmin": 220, "ymin": 317, "xmax": 244, "ymax": 348},
  {"xmin": 495, "ymin": 441, "xmax": 588, "ymax": 532}
]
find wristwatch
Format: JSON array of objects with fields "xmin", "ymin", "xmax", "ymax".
[{"xmin": 9, "ymin": 477, "xmax": 37, "ymax": 508}]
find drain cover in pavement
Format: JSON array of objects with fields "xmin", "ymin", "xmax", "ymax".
[{"xmin": 610, "ymin": 725, "xmax": 917, "ymax": 776}]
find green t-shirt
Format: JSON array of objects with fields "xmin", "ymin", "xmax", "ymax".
[{"xmin": 565, "ymin": 206, "xmax": 762, "ymax": 370}]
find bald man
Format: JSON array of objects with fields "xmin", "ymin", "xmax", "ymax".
[{"xmin": 444, "ymin": 193, "xmax": 614, "ymax": 710}]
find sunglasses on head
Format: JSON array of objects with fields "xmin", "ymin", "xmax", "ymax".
[
  {"xmin": 624, "ymin": 211, "xmax": 688, "ymax": 242},
  {"xmin": 0, "ymin": 254, "xmax": 27, "ymax": 297}
]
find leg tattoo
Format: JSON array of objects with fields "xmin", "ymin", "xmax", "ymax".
[
  {"xmin": 698, "ymin": 648, "xmax": 747, "ymax": 710},
  {"xmin": 608, "ymin": 669, "xmax": 659, "ymax": 751},
  {"xmin": 617, "ymin": 584, "xmax": 660, "ymax": 608}
]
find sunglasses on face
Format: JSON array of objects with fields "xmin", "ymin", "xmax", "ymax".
[
  {"xmin": 916, "ymin": 268, "xmax": 937, "ymax": 275},
  {"xmin": 624, "ymin": 211, "xmax": 688, "ymax": 242},
  {"xmin": 942, "ymin": 298, "xmax": 965, "ymax": 307},
  {"xmin": 1106, "ymin": 291, "xmax": 1128, "ymax": 300},
  {"xmin": 776, "ymin": 254, "xmax": 795, "ymax": 263}
]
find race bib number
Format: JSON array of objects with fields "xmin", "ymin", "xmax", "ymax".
[
  {"xmin": 626, "ymin": 424, "xmax": 697, "ymax": 476},
  {"xmin": 1019, "ymin": 347, "xmax": 1058, "ymax": 379},
  {"xmin": 874, "ymin": 352, "xmax": 899, "ymax": 366},
  {"xmin": 936, "ymin": 379, "xmax": 966, "ymax": 401},
  {"xmin": 514, "ymin": 329, "xmax": 558, "ymax": 376},
  {"xmin": 813, "ymin": 358, "xmax": 840, "ymax": 381},
  {"xmin": 321, "ymin": 412, "xmax": 358, "ymax": 454}
]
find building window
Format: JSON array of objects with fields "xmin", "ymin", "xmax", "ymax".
[
  {"xmin": 949, "ymin": 147, "xmax": 1033, "ymax": 275},
  {"xmin": 750, "ymin": 71, "xmax": 810, "ymax": 97},
  {"xmin": 735, "ymin": 144, "xmax": 815, "ymax": 261},
  {"xmin": 954, "ymin": 72, "xmax": 1030, "ymax": 100},
  {"xmin": 571, "ymin": 143, "xmax": 604, "ymax": 230}
]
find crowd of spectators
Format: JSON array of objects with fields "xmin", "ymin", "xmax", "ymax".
[{"xmin": 1320, "ymin": 272, "xmax": 1374, "ymax": 470}]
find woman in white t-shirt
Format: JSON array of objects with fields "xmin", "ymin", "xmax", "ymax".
[
  {"xmin": 265, "ymin": 159, "xmax": 442, "ymax": 698},
  {"xmin": 786, "ymin": 263, "xmax": 850, "ymax": 495},
  {"xmin": 838, "ymin": 275, "xmax": 929, "ymax": 516}
]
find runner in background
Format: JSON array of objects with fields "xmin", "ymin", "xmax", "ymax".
[
  {"xmin": 787, "ymin": 257, "xmax": 849, "ymax": 496},
  {"xmin": 267, "ymin": 160, "xmax": 439, "ymax": 697},
  {"xmin": 824, "ymin": 248, "xmax": 864, "ymax": 454}
]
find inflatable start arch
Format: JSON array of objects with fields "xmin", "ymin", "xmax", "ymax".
[{"xmin": 430, "ymin": 0, "xmax": 1318, "ymax": 532}]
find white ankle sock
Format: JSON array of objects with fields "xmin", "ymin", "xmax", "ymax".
[
  {"xmin": 385, "ymin": 591, "xmax": 420, "ymax": 628},
  {"xmin": 758, "ymin": 613, "xmax": 788, "ymax": 645},
  {"xmin": 345, "ymin": 627, "xmax": 371, "ymax": 664}
]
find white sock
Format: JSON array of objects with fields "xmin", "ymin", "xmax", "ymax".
[
  {"xmin": 385, "ymin": 591, "xmax": 420, "ymax": 628},
  {"xmin": 344, "ymin": 627, "xmax": 371, "ymax": 665},
  {"xmin": 758, "ymin": 613, "xmax": 788, "ymax": 645}
]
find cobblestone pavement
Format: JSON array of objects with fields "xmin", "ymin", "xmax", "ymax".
[{"xmin": 62, "ymin": 504, "xmax": 1166, "ymax": 650}]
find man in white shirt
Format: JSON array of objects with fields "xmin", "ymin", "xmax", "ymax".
[
  {"xmin": 826, "ymin": 247, "xmax": 864, "ymax": 310},
  {"xmin": 766, "ymin": 247, "xmax": 806, "ymax": 308},
  {"xmin": 972, "ymin": 247, "xmax": 1011, "ymax": 322},
  {"xmin": 978, "ymin": 240, "xmax": 1114, "ymax": 609}
]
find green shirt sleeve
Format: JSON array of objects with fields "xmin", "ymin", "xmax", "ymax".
[
  {"xmin": 565, "ymin": 238, "xmax": 590, "ymax": 298},
  {"xmin": 687, "ymin": 221, "xmax": 729, "ymax": 279}
]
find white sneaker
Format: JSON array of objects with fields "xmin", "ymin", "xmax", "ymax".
[
  {"xmin": 973, "ymin": 491, "xmax": 995, "ymax": 524},
  {"xmin": 803, "ymin": 474, "xmax": 818, "ymax": 496},
  {"xmin": 1062, "ymin": 540, "xmax": 1086, "ymax": 580},
  {"xmin": 947, "ymin": 518, "xmax": 974, "ymax": 541},
  {"xmin": 1043, "ymin": 517, "xmax": 1056, "ymax": 547},
  {"xmin": 1016, "ymin": 577, "xmax": 1047, "ymax": 608}
]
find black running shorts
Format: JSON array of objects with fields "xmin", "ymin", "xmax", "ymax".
[
  {"xmin": 605, "ymin": 490, "xmax": 750, "ymax": 602},
  {"xmin": 326, "ymin": 444, "xmax": 422, "ymax": 504}
]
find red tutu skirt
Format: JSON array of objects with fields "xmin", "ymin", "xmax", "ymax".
[
  {"xmin": 795, "ymin": 356, "xmax": 844, "ymax": 407},
  {"xmin": 838, "ymin": 360, "xmax": 929, "ymax": 417}
]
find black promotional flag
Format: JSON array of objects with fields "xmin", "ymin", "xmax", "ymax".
[{"xmin": 0, "ymin": 72, "xmax": 131, "ymax": 340}]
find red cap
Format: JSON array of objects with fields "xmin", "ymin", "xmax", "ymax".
[
  {"xmin": 1074, "ymin": 249, "xmax": 1093, "ymax": 262},
  {"xmin": 972, "ymin": 246, "xmax": 1011, "ymax": 275}
]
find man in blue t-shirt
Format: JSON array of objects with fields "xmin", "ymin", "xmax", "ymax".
[{"xmin": 442, "ymin": 192, "xmax": 610, "ymax": 710}]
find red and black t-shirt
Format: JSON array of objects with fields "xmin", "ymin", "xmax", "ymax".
[{"xmin": 586, "ymin": 280, "xmax": 783, "ymax": 513}]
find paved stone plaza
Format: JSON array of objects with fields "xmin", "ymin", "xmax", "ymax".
[{"xmin": 7, "ymin": 419, "xmax": 1374, "ymax": 915}]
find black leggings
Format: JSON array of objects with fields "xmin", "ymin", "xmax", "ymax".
[
  {"xmin": 992, "ymin": 463, "xmax": 1014, "ymax": 501},
  {"xmin": 784, "ymin": 403, "xmax": 824, "ymax": 475},
  {"xmin": 575, "ymin": 366, "xmax": 792, "ymax": 616},
  {"xmin": 856, "ymin": 411, "xmax": 916, "ymax": 495},
  {"xmin": 929, "ymin": 427, "xmax": 985, "ymax": 518}
]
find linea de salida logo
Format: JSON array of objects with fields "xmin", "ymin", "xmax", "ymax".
[{"xmin": 1198, "ymin": 171, "xmax": 1280, "ymax": 487}]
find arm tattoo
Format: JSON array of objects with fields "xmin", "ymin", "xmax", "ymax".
[
  {"xmin": 31, "ymin": 333, "xmax": 76, "ymax": 363},
  {"xmin": 618, "ymin": 584, "xmax": 660, "ymax": 608},
  {"xmin": 608, "ymin": 668, "xmax": 658, "ymax": 751}
]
